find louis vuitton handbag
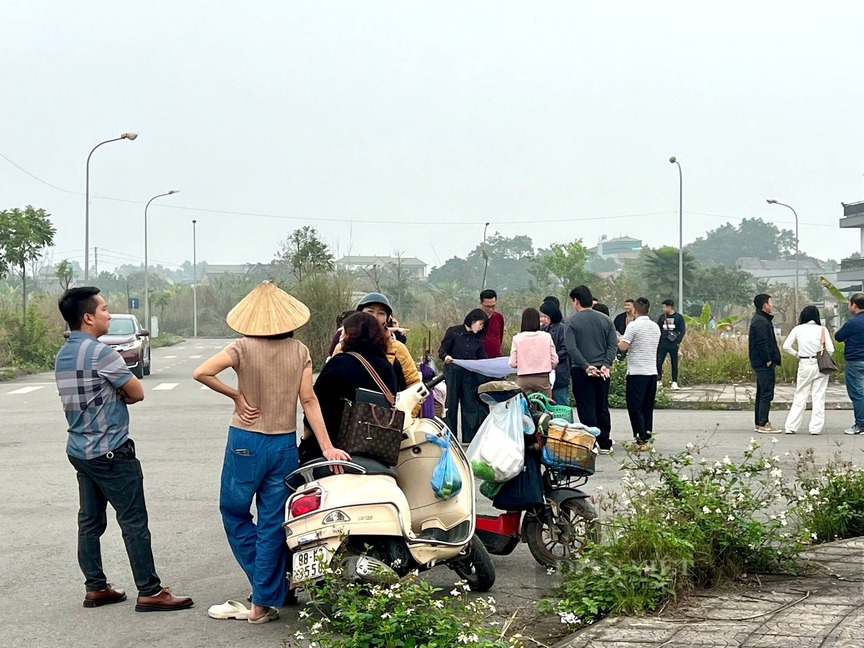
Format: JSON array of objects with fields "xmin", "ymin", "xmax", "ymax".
[
  {"xmin": 817, "ymin": 326, "xmax": 838, "ymax": 375},
  {"xmin": 337, "ymin": 352, "xmax": 405, "ymax": 466}
]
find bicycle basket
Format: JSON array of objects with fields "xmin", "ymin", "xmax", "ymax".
[
  {"xmin": 540, "ymin": 423, "xmax": 596, "ymax": 475},
  {"xmin": 527, "ymin": 392, "xmax": 574, "ymax": 423}
]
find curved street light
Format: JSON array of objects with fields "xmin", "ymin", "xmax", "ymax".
[
  {"xmin": 192, "ymin": 219, "xmax": 198, "ymax": 338},
  {"xmin": 144, "ymin": 190, "xmax": 179, "ymax": 331},
  {"xmin": 84, "ymin": 132, "xmax": 138, "ymax": 281},
  {"xmin": 669, "ymin": 156, "xmax": 683, "ymax": 311},
  {"xmin": 767, "ymin": 199, "xmax": 800, "ymax": 316}
]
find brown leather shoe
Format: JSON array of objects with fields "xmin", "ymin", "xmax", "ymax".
[
  {"xmin": 135, "ymin": 587, "xmax": 194, "ymax": 612},
  {"xmin": 83, "ymin": 584, "xmax": 127, "ymax": 608}
]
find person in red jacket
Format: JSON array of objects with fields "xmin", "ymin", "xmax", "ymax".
[{"xmin": 480, "ymin": 289, "xmax": 505, "ymax": 357}]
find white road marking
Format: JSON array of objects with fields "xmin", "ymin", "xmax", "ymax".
[
  {"xmin": 190, "ymin": 355, "xmax": 202, "ymax": 359},
  {"xmin": 7, "ymin": 386, "xmax": 45, "ymax": 395},
  {"xmin": 152, "ymin": 383, "xmax": 179, "ymax": 391},
  {"xmin": 164, "ymin": 355, "xmax": 177, "ymax": 359}
]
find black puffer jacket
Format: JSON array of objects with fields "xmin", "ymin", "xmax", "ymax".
[{"xmin": 748, "ymin": 310, "xmax": 781, "ymax": 369}]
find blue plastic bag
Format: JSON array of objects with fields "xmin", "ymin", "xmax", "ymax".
[{"xmin": 427, "ymin": 429, "xmax": 462, "ymax": 500}]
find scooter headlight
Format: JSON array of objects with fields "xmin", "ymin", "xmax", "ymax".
[{"xmin": 322, "ymin": 510, "xmax": 351, "ymax": 525}]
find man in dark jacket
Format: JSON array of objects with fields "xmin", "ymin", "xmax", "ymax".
[
  {"xmin": 748, "ymin": 293, "xmax": 782, "ymax": 433},
  {"xmin": 656, "ymin": 299, "xmax": 686, "ymax": 390},
  {"xmin": 835, "ymin": 292, "xmax": 864, "ymax": 434}
]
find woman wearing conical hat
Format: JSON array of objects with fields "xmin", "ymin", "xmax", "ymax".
[{"xmin": 193, "ymin": 281, "xmax": 349, "ymax": 624}]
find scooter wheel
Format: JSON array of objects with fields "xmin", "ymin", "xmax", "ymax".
[
  {"xmin": 449, "ymin": 537, "xmax": 496, "ymax": 592},
  {"xmin": 524, "ymin": 497, "xmax": 599, "ymax": 567}
]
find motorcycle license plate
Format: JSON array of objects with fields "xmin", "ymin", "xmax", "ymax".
[{"xmin": 292, "ymin": 546, "xmax": 331, "ymax": 583}]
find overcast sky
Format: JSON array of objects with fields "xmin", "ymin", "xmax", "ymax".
[{"xmin": 2, "ymin": 1, "xmax": 862, "ymax": 274}]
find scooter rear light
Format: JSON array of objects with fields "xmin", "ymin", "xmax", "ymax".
[{"xmin": 290, "ymin": 491, "xmax": 321, "ymax": 517}]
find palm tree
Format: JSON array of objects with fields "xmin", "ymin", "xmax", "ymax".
[{"xmin": 639, "ymin": 246, "xmax": 697, "ymax": 305}]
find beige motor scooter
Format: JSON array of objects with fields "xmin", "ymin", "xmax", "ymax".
[{"xmin": 283, "ymin": 376, "xmax": 495, "ymax": 592}]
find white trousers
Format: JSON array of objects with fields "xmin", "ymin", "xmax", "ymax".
[{"xmin": 784, "ymin": 358, "xmax": 829, "ymax": 433}]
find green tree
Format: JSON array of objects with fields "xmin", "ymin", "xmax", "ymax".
[
  {"xmin": 55, "ymin": 259, "xmax": 75, "ymax": 290},
  {"xmin": 687, "ymin": 218, "xmax": 797, "ymax": 267},
  {"xmin": 469, "ymin": 232, "xmax": 534, "ymax": 261},
  {"xmin": 273, "ymin": 226, "xmax": 334, "ymax": 283},
  {"xmin": 0, "ymin": 206, "xmax": 56, "ymax": 319},
  {"xmin": 150, "ymin": 289, "xmax": 173, "ymax": 324},
  {"xmin": 689, "ymin": 265, "xmax": 755, "ymax": 317},
  {"xmin": 531, "ymin": 240, "xmax": 596, "ymax": 293},
  {"xmin": 638, "ymin": 246, "xmax": 698, "ymax": 306}
]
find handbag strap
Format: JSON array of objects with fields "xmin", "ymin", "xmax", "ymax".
[
  {"xmin": 347, "ymin": 352, "xmax": 395, "ymax": 405},
  {"xmin": 820, "ymin": 326, "xmax": 826, "ymax": 352}
]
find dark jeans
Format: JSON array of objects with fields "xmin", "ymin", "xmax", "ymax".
[
  {"xmin": 443, "ymin": 363, "xmax": 487, "ymax": 443},
  {"xmin": 67, "ymin": 440, "xmax": 162, "ymax": 596},
  {"xmin": 754, "ymin": 366, "xmax": 776, "ymax": 426},
  {"xmin": 570, "ymin": 367, "xmax": 612, "ymax": 450},
  {"xmin": 626, "ymin": 375, "xmax": 657, "ymax": 443},
  {"xmin": 657, "ymin": 341, "xmax": 680, "ymax": 382}
]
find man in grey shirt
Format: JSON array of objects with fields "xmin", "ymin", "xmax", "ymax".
[{"xmin": 564, "ymin": 285, "xmax": 618, "ymax": 452}]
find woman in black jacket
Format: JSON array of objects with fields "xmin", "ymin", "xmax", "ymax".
[
  {"xmin": 439, "ymin": 308, "xmax": 489, "ymax": 443},
  {"xmin": 300, "ymin": 312, "xmax": 397, "ymax": 458},
  {"xmin": 540, "ymin": 301, "xmax": 570, "ymax": 405}
]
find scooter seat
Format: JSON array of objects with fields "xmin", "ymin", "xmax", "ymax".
[{"xmin": 302, "ymin": 455, "xmax": 398, "ymax": 481}]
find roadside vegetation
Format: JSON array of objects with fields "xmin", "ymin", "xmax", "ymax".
[{"xmin": 542, "ymin": 440, "xmax": 864, "ymax": 631}]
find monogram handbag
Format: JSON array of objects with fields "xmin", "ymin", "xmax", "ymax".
[
  {"xmin": 337, "ymin": 352, "xmax": 405, "ymax": 466},
  {"xmin": 817, "ymin": 326, "xmax": 838, "ymax": 375}
]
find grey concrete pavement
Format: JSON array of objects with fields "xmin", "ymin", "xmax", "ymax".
[
  {"xmin": 2, "ymin": 340, "xmax": 863, "ymax": 647},
  {"xmin": 666, "ymin": 381, "xmax": 852, "ymax": 410},
  {"xmin": 556, "ymin": 537, "xmax": 864, "ymax": 648}
]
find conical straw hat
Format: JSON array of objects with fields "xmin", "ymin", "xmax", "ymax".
[{"xmin": 226, "ymin": 281, "xmax": 310, "ymax": 336}]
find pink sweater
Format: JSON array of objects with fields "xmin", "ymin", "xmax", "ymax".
[{"xmin": 509, "ymin": 331, "xmax": 558, "ymax": 375}]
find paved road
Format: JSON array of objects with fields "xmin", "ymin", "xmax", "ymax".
[{"xmin": 2, "ymin": 338, "xmax": 862, "ymax": 647}]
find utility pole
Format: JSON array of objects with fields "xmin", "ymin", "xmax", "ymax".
[{"xmin": 94, "ymin": 247, "xmax": 98, "ymax": 278}]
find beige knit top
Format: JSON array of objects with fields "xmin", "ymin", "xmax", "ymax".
[{"xmin": 225, "ymin": 336, "xmax": 312, "ymax": 434}]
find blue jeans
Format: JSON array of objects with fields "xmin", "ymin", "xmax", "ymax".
[
  {"xmin": 220, "ymin": 427, "xmax": 298, "ymax": 608},
  {"xmin": 845, "ymin": 360, "xmax": 864, "ymax": 427},
  {"xmin": 552, "ymin": 386, "xmax": 571, "ymax": 408},
  {"xmin": 67, "ymin": 439, "xmax": 162, "ymax": 596}
]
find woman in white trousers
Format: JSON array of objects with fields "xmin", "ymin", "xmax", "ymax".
[{"xmin": 783, "ymin": 306, "xmax": 834, "ymax": 435}]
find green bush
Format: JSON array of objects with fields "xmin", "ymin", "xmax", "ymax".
[
  {"xmin": 0, "ymin": 301, "xmax": 64, "ymax": 370},
  {"xmin": 545, "ymin": 440, "xmax": 802, "ymax": 628},
  {"xmin": 288, "ymin": 570, "xmax": 522, "ymax": 648},
  {"xmin": 792, "ymin": 449, "xmax": 864, "ymax": 542}
]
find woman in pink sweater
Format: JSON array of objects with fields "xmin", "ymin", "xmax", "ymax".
[{"xmin": 509, "ymin": 307, "xmax": 558, "ymax": 398}]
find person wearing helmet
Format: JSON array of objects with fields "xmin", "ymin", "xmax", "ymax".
[{"xmin": 333, "ymin": 293, "xmax": 420, "ymax": 390}]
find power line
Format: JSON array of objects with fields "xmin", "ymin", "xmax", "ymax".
[{"xmin": 2, "ymin": 150, "xmax": 841, "ymax": 228}]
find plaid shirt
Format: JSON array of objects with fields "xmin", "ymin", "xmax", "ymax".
[{"xmin": 55, "ymin": 332, "xmax": 133, "ymax": 460}]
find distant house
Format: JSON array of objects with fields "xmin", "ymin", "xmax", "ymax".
[
  {"xmin": 735, "ymin": 257, "xmax": 838, "ymax": 286},
  {"xmin": 202, "ymin": 263, "xmax": 272, "ymax": 284},
  {"xmin": 588, "ymin": 236, "xmax": 642, "ymax": 262},
  {"xmin": 335, "ymin": 255, "xmax": 427, "ymax": 280}
]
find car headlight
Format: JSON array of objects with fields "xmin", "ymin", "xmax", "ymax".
[{"xmin": 115, "ymin": 340, "xmax": 141, "ymax": 351}]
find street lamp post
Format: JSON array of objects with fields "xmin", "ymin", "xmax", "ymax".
[
  {"xmin": 481, "ymin": 222, "xmax": 490, "ymax": 290},
  {"xmin": 767, "ymin": 199, "xmax": 800, "ymax": 316},
  {"xmin": 669, "ymin": 156, "xmax": 683, "ymax": 311},
  {"xmin": 144, "ymin": 190, "xmax": 179, "ymax": 332},
  {"xmin": 85, "ymin": 132, "xmax": 138, "ymax": 281},
  {"xmin": 192, "ymin": 219, "xmax": 198, "ymax": 338}
]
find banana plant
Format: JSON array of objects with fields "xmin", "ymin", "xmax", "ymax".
[
  {"xmin": 819, "ymin": 276, "xmax": 847, "ymax": 304},
  {"xmin": 683, "ymin": 303, "xmax": 740, "ymax": 332}
]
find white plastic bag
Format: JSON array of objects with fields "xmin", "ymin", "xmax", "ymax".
[{"xmin": 467, "ymin": 394, "xmax": 526, "ymax": 482}]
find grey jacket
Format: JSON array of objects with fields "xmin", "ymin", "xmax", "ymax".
[{"xmin": 564, "ymin": 308, "xmax": 618, "ymax": 369}]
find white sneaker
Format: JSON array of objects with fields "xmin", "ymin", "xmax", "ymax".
[
  {"xmin": 784, "ymin": 429, "xmax": 795, "ymax": 435},
  {"xmin": 843, "ymin": 425, "xmax": 862, "ymax": 435},
  {"xmin": 670, "ymin": 382, "xmax": 680, "ymax": 391},
  {"xmin": 809, "ymin": 431, "xmax": 821, "ymax": 435}
]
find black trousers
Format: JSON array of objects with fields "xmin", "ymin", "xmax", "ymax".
[
  {"xmin": 626, "ymin": 375, "xmax": 657, "ymax": 443},
  {"xmin": 67, "ymin": 440, "xmax": 162, "ymax": 596},
  {"xmin": 443, "ymin": 364, "xmax": 487, "ymax": 444},
  {"xmin": 657, "ymin": 341, "xmax": 680, "ymax": 382},
  {"xmin": 754, "ymin": 366, "xmax": 776, "ymax": 426},
  {"xmin": 570, "ymin": 367, "xmax": 612, "ymax": 450}
]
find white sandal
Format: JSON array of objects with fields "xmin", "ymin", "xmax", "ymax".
[{"xmin": 207, "ymin": 600, "xmax": 249, "ymax": 620}]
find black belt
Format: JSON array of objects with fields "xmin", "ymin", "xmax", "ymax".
[{"xmin": 799, "ymin": 356, "xmax": 817, "ymax": 360}]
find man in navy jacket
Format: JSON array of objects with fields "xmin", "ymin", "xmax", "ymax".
[
  {"xmin": 749, "ymin": 294, "xmax": 782, "ymax": 433},
  {"xmin": 835, "ymin": 292, "xmax": 864, "ymax": 434}
]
